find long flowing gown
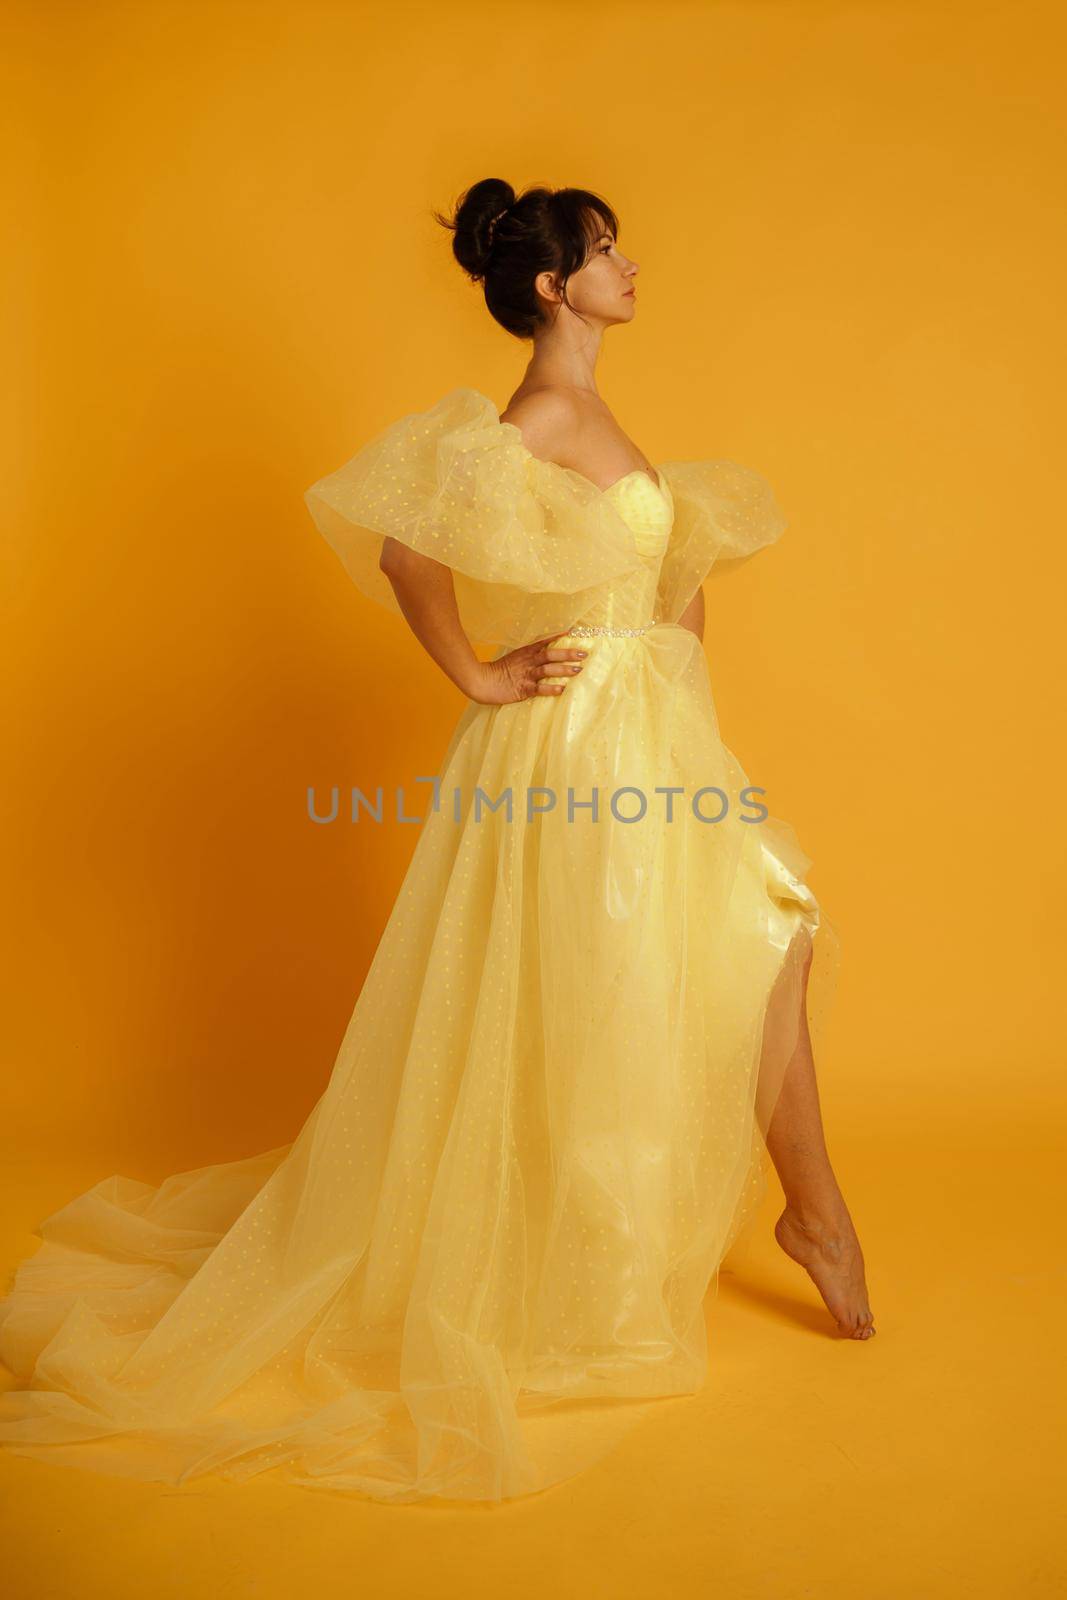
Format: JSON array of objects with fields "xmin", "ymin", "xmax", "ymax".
[{"xmin": 0, "ymin": 387, "xmax": 840, "ymax": 1502}]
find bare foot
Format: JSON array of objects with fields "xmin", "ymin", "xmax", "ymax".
[{"xmin": 774, "ymin": 1202, "xmax": 876, "ymax": 1339}]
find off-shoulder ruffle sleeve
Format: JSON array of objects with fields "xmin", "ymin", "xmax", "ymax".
[
  {"xmin": 654, "ymin": 460, "xmax": 787, "ymax": 624},
  {"xmin": 304, "ymin": 387, "xmax": 646, "ymax": 649}
]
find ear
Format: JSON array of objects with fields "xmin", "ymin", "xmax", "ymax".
[{"xmin": 534, "ymin": 269, "xmax": 563, "ymax": 307}]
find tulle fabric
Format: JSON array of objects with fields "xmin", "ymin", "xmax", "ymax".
[
  {"xmin": 0, "ymin": 390, "xmax": 840, "ymax": 1502},
  {"xmin": 301, "ymin": 387, "xmax": 789, "ymax": 647},
  {"xmin": 653, "ymin": 458, "xmax": 789, "ymax": 625}
]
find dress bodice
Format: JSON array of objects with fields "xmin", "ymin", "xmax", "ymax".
[{"xmin": 565, "ymin": 470, "xmax": 675, "ymax": 633}]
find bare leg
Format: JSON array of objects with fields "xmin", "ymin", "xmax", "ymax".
[{"xmin": 764, "ymin": 942, "xmax": 876, "ymax": 1339}]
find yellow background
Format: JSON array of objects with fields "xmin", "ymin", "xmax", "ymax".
[{"xmin": 2, "ymin": 0, "xmax": 1063, "ymax": 1595}]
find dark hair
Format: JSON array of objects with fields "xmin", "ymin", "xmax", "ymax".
[{"xmin": 433, "ymin": 178, "xmax": 620, "ymax": 339}]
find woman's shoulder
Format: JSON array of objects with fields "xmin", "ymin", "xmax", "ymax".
[{"xmin": 499, "ymin": 385, "xmax": 584, "ymax": 446}]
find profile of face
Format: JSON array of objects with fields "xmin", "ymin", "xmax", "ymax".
[{"xmin": 535, "ymin": 216, "xmax": 639, "ymax": 330}]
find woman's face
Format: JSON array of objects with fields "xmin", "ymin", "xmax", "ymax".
[{"xmin": 541, "ymin": 222, "xmax": 639, "ymax": 328}]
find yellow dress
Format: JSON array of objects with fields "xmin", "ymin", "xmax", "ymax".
[{"xmin": 0, "ymin": 387, "xmax": 839, "ymax": 1502}]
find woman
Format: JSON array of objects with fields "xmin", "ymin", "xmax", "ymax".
[{"xmin": 0, "ymin": 179, "xmax": 873, "ymax": 1505}]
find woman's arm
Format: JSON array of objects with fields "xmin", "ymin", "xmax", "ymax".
[
  {"xmin": 379, "ymin": 538, "xmax": 589, "ymax": 706},
  {"xmin": 378, "ymin": 539, "xmax": 485, "ymax": 697},
  {"xmin": 676, "ymin": 583, "xmax": 705, "ymax": 642}
]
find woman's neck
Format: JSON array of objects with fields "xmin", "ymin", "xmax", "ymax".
[{"xmin": 524, "ymin": 317, "xmax": 604, "ymax": 395}]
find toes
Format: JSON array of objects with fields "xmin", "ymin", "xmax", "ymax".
[{"xmin": 837, "ymin": 1312, "xmax": 876, "ymax": 1339}]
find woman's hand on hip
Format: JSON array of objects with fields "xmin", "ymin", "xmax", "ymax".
[{"xmin": 466, "ymin": 632, "xmax": 588, "ymax": 705}]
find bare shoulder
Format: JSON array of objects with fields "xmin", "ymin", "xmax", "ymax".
[{"xmin": 499, "ymin": 387, "xmax": 582, "ymax": 466}]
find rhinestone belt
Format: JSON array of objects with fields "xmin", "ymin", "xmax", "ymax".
[{"xmin": 563, "ymin": 619, "xmax": 658, "ymax": 638}]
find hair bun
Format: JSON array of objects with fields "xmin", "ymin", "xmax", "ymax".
[{"xmin": 442, "ymin": 177, "xmax": 517, "ymax": 281}]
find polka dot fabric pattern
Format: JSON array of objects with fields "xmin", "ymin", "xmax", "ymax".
[{"xmin": 0, "ymin": 388, "xmax": 840, "ymax": 1503}]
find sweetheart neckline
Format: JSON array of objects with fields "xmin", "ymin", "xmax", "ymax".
[{"xmin": 603, "ymin": 465, "xmax": 671, "ymax": 500}]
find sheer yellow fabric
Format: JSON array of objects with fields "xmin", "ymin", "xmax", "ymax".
[
  {"xmin": 654, "ymin": 458, "xmax": 789, "ymax": 625},
  {"xmin": 0, "ymin": 389, "xmax": 840, "ymax": 1503},
  {"xmin": 302, "ymin": 387, "xmax": 788, "ymax": 647}
]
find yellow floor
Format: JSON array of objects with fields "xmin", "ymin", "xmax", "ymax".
[{"xmin": 2, "ymin": 1093, "xmax": 1061, "ymax": 1600}]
